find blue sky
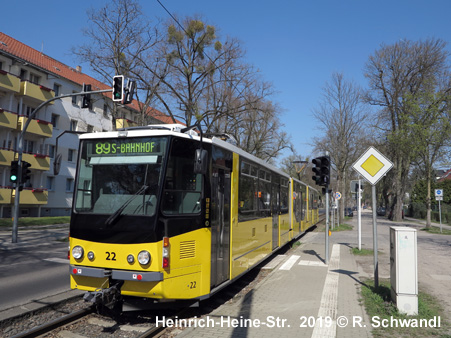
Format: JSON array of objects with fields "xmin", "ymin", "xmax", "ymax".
[{"xmin": 2, "ymin": 0, "xmax": 451, "ymax": 163}]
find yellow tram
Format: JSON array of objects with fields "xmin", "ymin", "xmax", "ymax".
[{"xmin": 69, "ymin": 124, "xmax": 320, "ymax": 309}]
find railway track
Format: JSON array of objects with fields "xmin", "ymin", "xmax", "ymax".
[
  {"xmin": 2, "ymin": 220, "xmax": 325, "ymax": 338},
  {"xmin": 10, "ymin": 307, "xmax": 93, "ymax": 338}
]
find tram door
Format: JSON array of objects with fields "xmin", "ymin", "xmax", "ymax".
[
  {"xmin": 210, "ymin": 167, "xmax": 231, "ymax": 288},
  {"xmin": 272, "ymin": 178, "xmax": 280, "ymax": 250}
]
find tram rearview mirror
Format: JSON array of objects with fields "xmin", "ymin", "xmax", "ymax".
[
  {"xmin": 53, "ymin": 153, "xmax": 62, "ymax": 175},
  {"xmin": 194, "ymin": 149, "xmax": 208, "ymax": 175}
]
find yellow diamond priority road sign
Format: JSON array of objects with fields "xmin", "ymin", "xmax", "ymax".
[{"xmin": 352, "ymin": 147, "xmax": 393, "ymax": 185}]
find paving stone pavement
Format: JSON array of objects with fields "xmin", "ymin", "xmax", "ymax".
[{"xmin": 175, "ymin": 231, "xmax": 372, "ymax": 338}]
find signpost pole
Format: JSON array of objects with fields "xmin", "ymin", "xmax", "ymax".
[
  {"xmin": 372, "ymin": 184, "xmax": 379, "ymax": 289},
  {"xmin": 325, "ymin": 190, "xmax": 329, "ymax": 265},
  {"xmin": 352, "ymin": 146, "xmax": 393, "ymax": 289},
  {"xmin": 358, "ymin": 179, "xmax": 362, "ymax": 250},
  {"xmin": 435, "ymin": 189, "xmax": 444, "ymax": 234},
  {"xmin": 439, "ymin": 200, "xmax": 442, "ymax": 233}
]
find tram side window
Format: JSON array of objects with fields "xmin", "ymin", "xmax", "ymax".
[
  {"xmin": 311, "ymin": 192, "xmax": 318, "ymax": 209},
  {"xmin": 258, "ymin": 169, "xmax": 271, "ymax": 217},
  {"xmin": 162, "ymin": 138, "xmax": 203, "ymax": 215},
  {"xmin": 238, "ymin": 162, "xmax": 258, "ymax": 221},
  {"xmin": 280, "ymin": 177, "xmax": 289, "ymax": 215},
  {"xmin": 293, "ymin": 183, "xmax": 305, "ymax": 222}
]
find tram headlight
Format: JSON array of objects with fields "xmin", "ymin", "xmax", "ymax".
[
  {"xmin": 72, "ymin": 246, "xmax": 84, "ymax": 260},
  {"xmin": 137, "ymin": 251, "xmax": 151, "ymax": 265},
  {"xmin": 87, "ymin": 251, "xmax": 95, "ymax": 261},
  {"xmin": 127, "ymin": 254, "xmax": 135, "ymax": 264}
]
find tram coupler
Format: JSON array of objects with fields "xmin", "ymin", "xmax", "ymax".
[{"xmin": 83, "ymin": 281, "xmax": 124, "ymax": 311}]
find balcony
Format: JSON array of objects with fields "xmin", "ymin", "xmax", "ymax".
[
  {"xmin": 22, "ymin": 153, "xmax": 50, "ymax": 171},
  {"xmin": 0, "ymin": 188, "xmax": 12, "ymax": 204},
  {"xmin": 20, "ymin": 81, "xmax": 54, "ymax": 104},
  {"xmin": 116, "ymin": 118, "xmax": 138, "ymax": 129},
  {"xmin": 18, "ymin": 116, "xmax": 53, "ymax": 138},
  {"xmin": 0, "ymin": 109, "xmax": 18, "ymax": 130},
  {"xmin": 12, "ymin": 188, "xmax": 48, "ymax": 205},
  {"xmin": 0, "ymin": 148, "xmax": 15, "ymax": 167},
  {"xmin": 0, "ymin": 70, "xmax": 20, "ymax": 93}
]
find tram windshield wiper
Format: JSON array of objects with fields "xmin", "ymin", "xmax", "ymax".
[{"xmin": 105, "ymin": 184, "xmax": 149, "ymax": 226}]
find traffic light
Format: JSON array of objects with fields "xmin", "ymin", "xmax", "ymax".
[
  {"xmin": 312, "ymin": 156, "xmax": 330, "ymax": 187},
  {"xmin": 123, "ymin": 79, "xmax": 136, "ymax": 104},
  {"xmin": 312, "ymin": 158, "xmax": 322, "ymax": 186},
  {"xmin": 10, "ymin": 160, "xmax": 19, "ymax": 183},
  {"xmin": 21, "ymin": 161, "xmax": 31, "ymax": 183},
  {"xmin": 81, "ymin": 84, "xmax": 91, "ymax": 109},
  {"xmin": 112, "ymin": 75, "xmax": 124, "ymax": 102}
]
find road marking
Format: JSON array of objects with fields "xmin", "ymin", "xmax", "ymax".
[
  {"xmin": 298, "ymin": 260, "xmax": 327, "ymax": 267},
  {"xmin": 262, "ymin": 254, "xmax": 287, "ymax": 269},
  {"xmin": 279, "ymin": 255, "xmax": 300, "ymax": 270},
  {"xmin": 311, "ymin": 244, "xmax": 340, "ymax": 338},
  {"xmin": 43, "ymin": 258, "xmax": 69, "ymax": 264}
]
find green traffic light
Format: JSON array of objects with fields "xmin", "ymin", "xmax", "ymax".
[{"xmin": 10, "ymin": 174, "xmax": 17, "ymax": 182}]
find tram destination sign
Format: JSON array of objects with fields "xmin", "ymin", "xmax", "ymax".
[
  {"xmin": 86, "ymin": 137, "xmax": 166, "ymax": 165},
  {"xmin": 352, "ymin": 146, "xmax": 393, "ymax": 186},
  {"xmin": 89, "ymin": 138, "xmax": 164, "ymax": 156}
]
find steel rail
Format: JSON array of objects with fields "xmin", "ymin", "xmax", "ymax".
[{"xmin": 10, "ymin": 306, "xmax": 93, "ymax": 338}]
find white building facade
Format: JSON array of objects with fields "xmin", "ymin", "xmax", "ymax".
[{"xmin": 0, "ymin": 32, "xmax": 167, "ymax": 217}]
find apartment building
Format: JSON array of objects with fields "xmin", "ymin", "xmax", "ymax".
[{"xmin": 0, "ymin": 32, "xmax": 170, "ymax": 217}]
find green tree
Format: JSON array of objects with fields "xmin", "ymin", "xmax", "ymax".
[
  {"xmin": 408, "ymin": 90, "xmax": 451, "ymax": 227},
  {"xmin": 364, "ymin": 38, "xmax": 451, "ymax": 221}
]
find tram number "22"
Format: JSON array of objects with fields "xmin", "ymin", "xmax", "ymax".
[
  {"xmin": 106, "ymin": 251, "xmax": 117, "ymax": 261},
  {"xmin": 189, "ymin": 281, "xmax": 197, "ymax": 289}
]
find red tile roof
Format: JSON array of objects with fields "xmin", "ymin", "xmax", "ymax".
[{"xmin": 0, "ymin": 32, "xmax": 175, "ymax": 124}]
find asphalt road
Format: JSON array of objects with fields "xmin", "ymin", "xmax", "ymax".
[
  {"xmin": 0, "ymin": 225, "xmax": 71, "ymax": 311},
  {"xmin": 329, "ymin": 209, "xmax": 451, "ymax": 316}
]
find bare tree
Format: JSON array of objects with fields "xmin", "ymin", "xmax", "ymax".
[
  {"xmin": 364, "ymin": 38, "xmax": 450, "ymax": 221},
  {"xmin": 313, "ymin": 72, "xmax": 368, "ymax": 219},
  {"xmin": 73, "ymin": 0, "xmax": 161, "ymax": 127}
]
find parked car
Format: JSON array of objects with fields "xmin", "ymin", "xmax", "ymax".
[
  {"xmin": 345, "ymin": 207, "xmax": 354, "ymax": 217},
  {"xmin": 377, "ymin": 207, "xmax": 386, "ymax": 216}
]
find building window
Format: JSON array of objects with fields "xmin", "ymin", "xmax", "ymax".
[
  {"xmin": 103, "ymin": 103, "xmax": 109, "ymax": 118},
  {"xmin": 25, "ymin": 106, "xmax": 34, "ymax": 117},
  {"xmin": 87, "ymin": 125, "xmax": 94, "ymax": 133},
  {"xmin": 48, "ymin": 145, "xmax": 55, "ymax": 158},
  {"xmin": 51, "ymin": 114, "xmax": 59, "ymax": 129},
  {"xmin": 66, "ymin": 178, "xmax": 74, "ymax": 192},
  {"xmin": 70, "ymin": 120, "xmax": 78, "ymax": 131},
  {"xmin": 72, "ymin": 91, "xmax": 77, "ymax": 106},
  {"xmin": 68, "ymin": 149, "xmax": 74, "ymax": 162},
  {"xmin": 29, "ymin": 73, "xmax": 40, "ymax": 85},
  {"xmin": 24, "ymin": 140, "xmax": 34, "ymax": 153},
  {"xmin": 20, "ymin": 69, "xmax": 27, "ymax": 81},
  {"xmin": 53, "ymin": 84, "xmax": 61, "ymax": 96},
  {"xmin": 46, "ymin": 176, "xmax": 54, "ymax": 191}
]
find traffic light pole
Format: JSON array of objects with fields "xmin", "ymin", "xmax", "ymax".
[
  {"xmin": 325, "ymin": 189, "xmax": 330, "ymax": 265},
  {"xmin": 11, "ymin": 88, "xmax": 112, "ymax": 243}
]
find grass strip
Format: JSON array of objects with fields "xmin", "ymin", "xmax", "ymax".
[
  {"xmin": 0, "ymin": 216, "xmax": 70, "ymax": 227},
  {"xmin": 360, "ymin": 279, "xmax": 450, "ymax": 337}
]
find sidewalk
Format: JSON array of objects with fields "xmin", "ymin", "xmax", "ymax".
[{"xmin": 175, "ymin": 231, "xmax": 372, "ymax": 338}]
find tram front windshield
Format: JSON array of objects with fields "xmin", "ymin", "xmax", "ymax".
[{"xmin": 74, "ymin": 137, "xmax": 167, "ymax": 217}]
